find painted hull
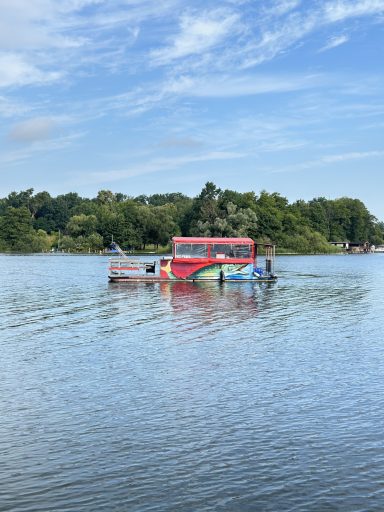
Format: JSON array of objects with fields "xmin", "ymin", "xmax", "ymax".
[
  {"xmin": 109, "ymin": 261, "xmax": 277, "ymax": 282},
  {"xmin": 160, "ymin": 260, "xmax": 255, "ymax": 280}
]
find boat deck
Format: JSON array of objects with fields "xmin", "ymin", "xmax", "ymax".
[{"xmin": 109, "ymin": 275, "xmax": 277, "ymax": 283}]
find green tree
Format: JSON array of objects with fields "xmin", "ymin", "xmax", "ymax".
[
  {"xmin": 66, "ymin": 214, "xmax": 98, "ymax": 237},
  {"xmin": 96, "ymin": 190, "xmax": 115, "ymax": 205},
  {"xmin": 49, "ymin": 193, "xmax": 84, "ymax": 231},
  {"xmin": 27, "ymin": 229, "xmax": 52, "ymax": 252},
  {"xmin": 194, "ymin": 202, "xmax": 257, "ymax": 238},
  {"xmin": 187, "ymin": 182, "xmax": 221, "ymax": 235},
  {"xmin": 5, "ymin": 189, "xmax": 34, "ymax": 211},
  {"xmin": 1, "ymin": 186, "xmax": 383, "ymax": 254},
  {"xmin": 218, "ymin": 189, "xmax": 257, "ymax": 211},
  {"xmin": 147, "ymin": 204, "xmax": 179, "ymax": 247},
  {"xmin": 0, "ymin": 206, "xmax": 35, "ymax": 250},
  {"xmin": 254, "ymin": 191, "xmax": 286, "ymax": 241}
]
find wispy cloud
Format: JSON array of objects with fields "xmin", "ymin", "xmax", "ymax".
[
  {"xmin": 267, "ymin": 0, "xmax": 302, "ymax": 17},
  {"xmin": 1, "ymin": 0, "xmax": 384, "ymax": 208},
  {"xmin": 80, "ymin": 150, "xmax": 246, "ymax": 185},
  {"xmin": 272, "ymin": 149, "xmax": 384, "ymax": 173},
  {"xmin": 0, "ymin": 53, "xmax": 62, "ymax": 87},
  {"xmin": 213, "ymin": 0, "xmax": 384, "ymax": 70},
  {"xmin": 321, "ymin": 150, "xmax": 384, "ymax": 163},
  {"xmin": 1, "ymin": 0, "xmax": 383, "ymax": 91},
  {"xmin": 319, "ymin": 34, "xmax": 349, "ymax": 52},
  {"xmin": 324, "ymin": 0, "xmax": 384, "ymax": 23},
  {"xmin": 0, "ymin": 0, "xmax": 178, "ymax": 88},
  {"xmin": 164, "ymin": 72, "xmax": 325, "ymax": 97},
  {"xmin": 151, "ymin": 9, "xmax": 241, "ymax": 65},
  {"xmin": 1, "ymin": 131, "xmax": 86, "ymax": 166},
  {"xmin": 0, "ymin": 1, "xmax": 92, "ymax": 50},
  {"xmin": 0, "ymin": 96, "xmax": 32, "ymax": 117},
  {"xmin": 85, "ymin": 70, "xmax": 327, "ymax": 119}
]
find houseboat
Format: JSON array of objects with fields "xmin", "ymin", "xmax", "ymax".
[{"xmin": 108, "ymin": 237, "xmax": 277, "ymax": 282}]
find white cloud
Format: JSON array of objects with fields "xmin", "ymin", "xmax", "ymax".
[
  {"xmin": 0, "ymin": 53, "xmax": 62, "ymax": 87},
  {"xmin": 0, "ymin": 0, "xmax": 177, "ymax": 88},
  {"xmin": 272, "ymin": 149, "xmax": 384, "ymax": 173},
  {"xmin": 0, "ymin": 96, "xmax": 31, "ymax": 117},
  {"xmin": 1, "ymin": 131, "xmax": 85, "ymax": 165},
  {"xmin": 267, "ymin": 0, "xmax": 302, "ymax": 17},
  {"xmin": 319, "ymin": 34, "xmax": 350, "ymax": 52},
  {"xmin": 8, "ymin": 117, "xmax": 56, "ymax": 143},
  {"xmin": 83, "ymin": 150, "xmax": 245, "ymax": 185},
  {"xmin": 79, "ymin": 71, "xmax": 326, "ymax": 121},
  {"xmin": 164, "ymin": 72, "xmax": 324, "ymax": 97},
  {"xmin": 0, "ymin": 0, "xmax": 91, "ymax": 50},
  {"xmin": 151, "ymin": 9, "xmax": 241, "ymax": 65},
  {"xmin": 324, "ymin": 0, "xmax": 384, "ymax": 23},
  {"xmin": 321, "ymin": 150, "xmax": 384, "ymax": 163},
  {"xmin": 1, "ymin": 0, "xmax": 383, "ymax": 91},
  {"xmin": 86, "ymin": 0, "xmax": 178, "ymax": 29},
  {"xmin": 229, "ymin": 11, "xmax": 318, "ymax": 69},
  {"xmin": 220, "ymin": 0, "xmax": 384, "ymax": 70}
]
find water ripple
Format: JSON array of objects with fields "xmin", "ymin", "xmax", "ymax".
[{"xmin": 1, "ymin": 254, "xmax": 384, "ymax": 511}]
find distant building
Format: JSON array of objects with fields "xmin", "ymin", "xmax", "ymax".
[
  {"xmin": 329, "ymin": 241, "xmax": 349, "ymax": 250},
  {"xmin": 329, "ymin": 241, "xmax": 374, "ymax": 253}
]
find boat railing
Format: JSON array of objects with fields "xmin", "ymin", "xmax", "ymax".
[{"xmin": 109, "ymin": 241, "xmax": 129, "ymax": 258}]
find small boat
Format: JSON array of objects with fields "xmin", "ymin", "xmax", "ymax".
[{"xmin": 108, "ymin": 237, "xmax": 277, "ymax": 282}]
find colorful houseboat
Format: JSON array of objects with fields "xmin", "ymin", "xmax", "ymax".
[{"xmin": 108, "ymin": 237, "xmax": 277, "ymax": 282}]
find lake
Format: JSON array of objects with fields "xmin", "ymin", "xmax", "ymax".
[{"xmin": 1, "ymin": 253, "xmax": 384, "ymax": 512}]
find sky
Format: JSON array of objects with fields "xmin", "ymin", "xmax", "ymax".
[{"xmin": 0, "ymin": 0, "xmax": 384, "ymax": 218}]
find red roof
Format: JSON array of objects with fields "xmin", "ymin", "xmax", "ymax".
[{"xmin": 172, "ymin": 237, "xmax": 254, "ymax": 245}]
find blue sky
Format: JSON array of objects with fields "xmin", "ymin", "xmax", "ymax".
[{"xmin": 1, "ymin": 0, "xmax": 384, "ymax": 218}]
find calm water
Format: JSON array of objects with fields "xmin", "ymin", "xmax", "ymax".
[{"xmin": 1, "ymin": 253, "xmax": 384, "ymax": 512}]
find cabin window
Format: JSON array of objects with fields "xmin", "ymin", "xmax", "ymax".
[
  {"xmin": 210, "ymin": 244, "xmax": 252, "ymax": 259},
  {"xmin": 211, "ymin": 244, "xmax": 232, "ymax": 258},
  {"xmin": 175, "ymin": 243, "xmax": 208, "ymax": 258},
  {"xmin": 232, "ymin": 244, "xmax": 252, "ymax": 258}
]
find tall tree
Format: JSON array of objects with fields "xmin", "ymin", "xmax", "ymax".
[{"xmin": 0, "ymin": 207, "xmax": 35, "ymax": 250}]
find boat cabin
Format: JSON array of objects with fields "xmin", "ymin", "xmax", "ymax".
[
  {"xmin": 172, "ymin": 237, "xmax": 255, "ymax": 262},
  {"xmin": 159, "ymin": 237, "xmax": 274, "ymax": 281}
]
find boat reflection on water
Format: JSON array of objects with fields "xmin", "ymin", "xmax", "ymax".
[
  {"xmin": 107, "ymin": 279, "xmax": 277, "ymax": 335},
  {"xmin": 159, "ymin": 280, "xmax": 276, "ymax": 328}
]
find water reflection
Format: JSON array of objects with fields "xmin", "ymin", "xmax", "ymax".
[
  {"xmin": 107, "ymin": 280, "xmax": 278, "ymax": 337},
  {"xmin": 3, "ymin": 255, "xmax": 384, "ymax": 511},
  {"xmin": 160, "ymin": 280, "xmax": 274, "ymax": 319}
]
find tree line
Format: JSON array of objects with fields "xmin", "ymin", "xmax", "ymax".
[{"xmin": 0, "ymin": 183, "xmax": 383, "ymax": 253}]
